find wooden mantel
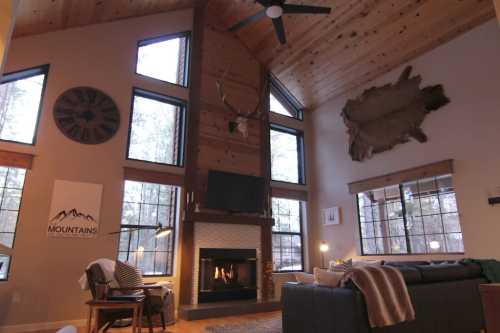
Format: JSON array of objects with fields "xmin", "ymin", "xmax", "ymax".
[{"xmin": 185, "ymin": 212, "xmax": 274, "ymax": 226}]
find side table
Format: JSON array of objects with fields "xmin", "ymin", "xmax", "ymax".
[
  {"xmin": 480, "ymin": 283, "xmax": 500, "ymax": 333},
  {"xmin": 86, "ymin": 299, "xmax": 144, "ymax": 333}
]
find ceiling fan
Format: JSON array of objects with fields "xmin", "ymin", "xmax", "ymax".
[
  {"xmin": 228, "ymin": 0, "xmax": 332, "ymax": 44},
  {"xmin": 108, "ymin": 223, "xmax": 172, "ymax": 239}
]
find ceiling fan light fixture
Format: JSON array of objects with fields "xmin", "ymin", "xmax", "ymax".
[{"xmin": 266, "ymin": 5, "xmax": 283, "ymax": 19}]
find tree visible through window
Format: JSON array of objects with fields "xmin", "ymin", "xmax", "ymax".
[
  {"xmin": 270, "ymin": 125, "xmax": 304, "ymax": 184},
  {"xmin": 0, "ymin": 66, "xmax": 48, "ymax": 144},
  {"xmin": 272, "ymin": 197, "xmax": 304, "ymax": 272},
  {"xmin": 118, "ymin": 180, "xmax": 179, "ymax": 276},
  {"xmin": 0, "ymin": 166, "xmax": 27, "ymax": 280},
  {"xmin": 357, "ymin": 174, "xmax": 464, "ymax": 255},
  {"xmin": 136, "ymin": 33, "xmax": 190, "ymax": 87},
  {"xmin": 127, "ymin": 89, "xmax": 186, "ymax": 166}
]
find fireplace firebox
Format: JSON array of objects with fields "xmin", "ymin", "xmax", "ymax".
[{"xmin": 198, "ymin": 248, "xmax": 257, "ymax": 303}]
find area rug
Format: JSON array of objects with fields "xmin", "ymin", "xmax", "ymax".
[{"xmin": 205, "ymin": 316, "xmax": 282, "ymax": 333}]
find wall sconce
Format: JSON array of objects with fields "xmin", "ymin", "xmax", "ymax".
[{"xmin": 319, "ymin": 241, "xmax": 329, "ymax": 269}]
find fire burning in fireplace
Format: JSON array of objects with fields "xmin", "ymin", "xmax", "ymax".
[{"xmin": 214, "ymin": 265, "xmax": 236, "ymax": 284}]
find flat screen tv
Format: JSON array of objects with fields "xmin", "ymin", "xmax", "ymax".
[{"xmin": 205, "ymin": 170, "xmax": 265, "ymax": 213}]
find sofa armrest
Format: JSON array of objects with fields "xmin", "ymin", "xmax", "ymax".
[{"xmin": 282, "ymin": 282, "xmax": 371, "ymax": 333}]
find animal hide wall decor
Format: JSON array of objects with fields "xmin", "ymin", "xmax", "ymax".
[{"xmin": 341, "ymin": 66, "xmax": 450, "ymax": 162}]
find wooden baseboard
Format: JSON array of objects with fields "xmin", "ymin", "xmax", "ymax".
[{"xmin": 0, "ymin": 319, "xmax": 86, "ymax": 333}]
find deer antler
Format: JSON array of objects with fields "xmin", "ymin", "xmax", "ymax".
[
  {"xmin": 215, "ymin": 79, "xmax": 241, "ymax": 116},
  {"xmin": 216, "ymin": 68, "xmax": 268, "ymax": 120}
]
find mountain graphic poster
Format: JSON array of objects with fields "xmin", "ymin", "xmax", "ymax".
[{"xmin": 47, "ymin": 180, "xmax": 103, "ymax": 238}]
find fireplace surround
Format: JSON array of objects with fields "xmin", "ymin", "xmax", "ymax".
[{"xmin": 198, "ymin": 248, "xmax": 257, "ymax": 303}]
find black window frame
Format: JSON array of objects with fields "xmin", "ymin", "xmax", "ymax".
[
  {"xmin": 0, "ymin": 64, "xmax": 50, "ymax": 146},
  {"xmin": 269, "ymin": 123, "xmax": 306, "ymax": 185},
  {"xmin": 356, "ymin": 175, "xmax": 464, "ymax": 256},
  {"xmin": 135, "ymin": 31, "xmax": 191, "ymax": 88},
  {"xmin": 126, "ymin": 87, "xmax": 187, "ymax": 167},
  {"xmin": 117, "ymin": 180, "xmax": 180, "ymax": 277},
  {"xmin": 0, "ymin": 166, "xmax": 29, "ymax": 282},
  {"xmin": 271, "ymin": 197, "xmax": 305, "ymax": 273},
  {"xmin": 269, "ymin": 73, "xmax": 304, "ymax": 121}
]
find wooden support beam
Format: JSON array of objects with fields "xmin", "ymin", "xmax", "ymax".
[
  {"xmin": 179, "ymin": 0, "xmax": 207, "ymax": 306},
  {"xmin": 495, "ymin": 0, "xmax": 500, "ymax": 24},
  {"xmin": 0, "ymin": 0, "xmax": 19, "ymax": 78}
]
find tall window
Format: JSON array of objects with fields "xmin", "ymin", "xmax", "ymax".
[
  {"xmin": 136, "ymin": 33, "xmax": 190, "ymax": 87},
  {"xmin": 118, "ymin": 180, "xmax": 179, "ymax": 276},
  {"xmin": 357, "ymin": 174, "xmax": 464, "ymax": 255},
  {"xmin": 0, "ymin": 65, "xmax": 49, "ymax": 144},
  {"xmin": 127, "ymin": 88, "xmax": 186, "ymax": 166},
  {"xmin": 269, "ymin": 73, "xmax": 303, "ymax": 120},
  {"xmin": 270, "ymin": 124, "xmax": 305, "ymax": 184},
  {"xmin": 272, "ymin": 197, "xmax": 304, "ymax": 272},
  {"xmin": 0, "ymin": 166, "xmax": 27, "ymax": 280}
]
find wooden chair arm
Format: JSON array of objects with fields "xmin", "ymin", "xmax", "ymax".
[
  {"xmin": 110, "ymin": 285, "xmax": 162, "ymax": 292},
  {"xmin": 87, "ymin": 299, "xmax": 144, "ymax": 306}
]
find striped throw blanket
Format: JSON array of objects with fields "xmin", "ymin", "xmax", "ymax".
[{"xmin": 341, "ymin": 265, "xmax": 415, "ymax": 328}]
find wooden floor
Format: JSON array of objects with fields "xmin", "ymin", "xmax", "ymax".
[{"xmin": 33, "ymin": 311, "xmax": 281, "ymax": 333}]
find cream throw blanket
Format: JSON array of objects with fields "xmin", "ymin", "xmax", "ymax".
[{"xmin": 341, "ymin": 265, "xmax": 416, "ymax": 328}]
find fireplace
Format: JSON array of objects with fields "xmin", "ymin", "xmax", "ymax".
[{"xmin": 198, "ymin": 248, "xmax": 257, "ymax": 303}]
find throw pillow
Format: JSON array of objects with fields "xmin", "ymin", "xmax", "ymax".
[
  {"xmin": 114, "ymin": 260, "xmax": 143, "ymax": 294},
  {"xmin": 329, "ymin": 259, "xmax": 353, "ymax": 272},
  {"xmin": 313, "ymin": 267, "xmax": 344, "ymax": 288},
  {"xmin": 295, "ymin": 272, "xmax": 314, "ymax": 284}
]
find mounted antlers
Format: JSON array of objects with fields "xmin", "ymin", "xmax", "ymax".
[{"xmin": 215, "ymin": 69, "xmax": 268, "ymax": 138}]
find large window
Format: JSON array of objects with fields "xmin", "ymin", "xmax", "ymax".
[
  {"xmin": 272, "ymin": 197, "xmax": 304, "ymax": 272},
  {"xmin": 0, "ymin": 65, "xmax": 49, "ymax": 144},
  {"xmin": 118, "ymin": 180, "xmax": 179, "ymax": 276},
  {"xmin": 127, "ymin": 88, "xmax": 186, "ymax": 166},
  {"xmin": 357, "ymin": 174, "xmax": 464, "ymax": 255},
  {"xmin": 269, "ymin": 73, "xmax": 303, "ymax": 120},
  {"xmin": 0, "ymin": 166, "xmax": 27, "ymax": 280},
  {"xmin": 136, "ymin": 33, "xmax": 190, "ymax": 87},
  {"xmin": 270, "ymin": 124, "xmax": 305, "ymax": 184}
]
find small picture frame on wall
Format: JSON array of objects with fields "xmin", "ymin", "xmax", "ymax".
[{"xmin": 322, "ymin": 206, "xmax": 341, "ymax": 226}]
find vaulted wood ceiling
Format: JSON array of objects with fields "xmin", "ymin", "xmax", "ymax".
[{"xmin": 12, "ymin": 0, "xmax": 496, "ymax": 108}]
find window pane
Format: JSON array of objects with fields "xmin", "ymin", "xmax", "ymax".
[
  {"xmin": 270, "ymin": 129, "xmax": 301, "ymax": 183},
  {"xmin": 0, "ymin": 167, "xmax": 26, "ymax": 249},
  {"xmin": 271, "ymin": 197, "xmax": 303, "ymax": 272},
  {"xmin": 357, "ymin": 174, "xmax": 464, "ymax": 255},
  {"xmin": 272, "ymin": 234, "xmax": 302, "ymax": 272},
  {"xmin": 0, "ymin": 70, "xmax": 46, "ymax": 144},
  {"xmin": 0, "ymin": 255, "xmax": 10, "ymax": 280},
  {"xmin": 136, "ymin": 35, "xmax": 189, "ymax": 86},
  {"xmin": 118, "ymin": 180, "xmax": 178, "ymax": 276},
  {"xmin": 270, "ymin": 93, "xmax": 293, "ymax": 117},
  {"xmin": 272, "ymin": 198, "xmax": 301, "ymax": 233},
  {"xmin": 128, "ymin": 93, "xmax": 184, "ymax": 165}
]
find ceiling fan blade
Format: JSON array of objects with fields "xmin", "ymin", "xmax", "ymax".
[
  {"xmin": 272, "ymin": 17, "xmax": 287, "ymax": 44},
  {"xmin": 282, "ymin": 4, "xmax": 332, "ymax": 14},
  {"xmin": 255, "ymin": 0, "xmax": 272, "ymax": 6},
  {"xmin": 228, "ymin": 9, "xmax": 267, "ymax": 32},
  {"xmin": 108, "ymin": 228, "xmax": 139, "ymax": 235}
]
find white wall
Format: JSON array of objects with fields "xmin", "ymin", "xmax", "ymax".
[{"xmin": 309, "ymin": 19, "xmax": 500, "ymax": 265}]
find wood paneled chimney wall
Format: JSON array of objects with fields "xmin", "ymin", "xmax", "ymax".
[{"xmin": 0, "ymin": 0, "xmax": 19, "ymax": 77}]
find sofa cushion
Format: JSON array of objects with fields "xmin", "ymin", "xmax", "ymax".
[
  {"xmin": 385, "ymin": 261, "xmax": 430, "ymax": 267},
  {"xmin": 313, "ymin": 268, "xmax": 343, "ymax": 288},
  {"xmin": 295, "ymin": 272, "xmax": 314, "ymax": 284},
  {"xmin": 417, "ymin": 263, "xmax": 481, "ymax": 283},
  {"xmin": 396, "ymin": 266, "xmax": 422, "ymax": 285}
]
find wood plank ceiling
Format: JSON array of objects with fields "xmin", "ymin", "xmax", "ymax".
[
  {"xmin": 207, "ymin": 0, "xmax": 495, "ymax": 108},
  {"xmin": 12, "ymin": 0, "xmax": 496, "ymax": 108}
]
